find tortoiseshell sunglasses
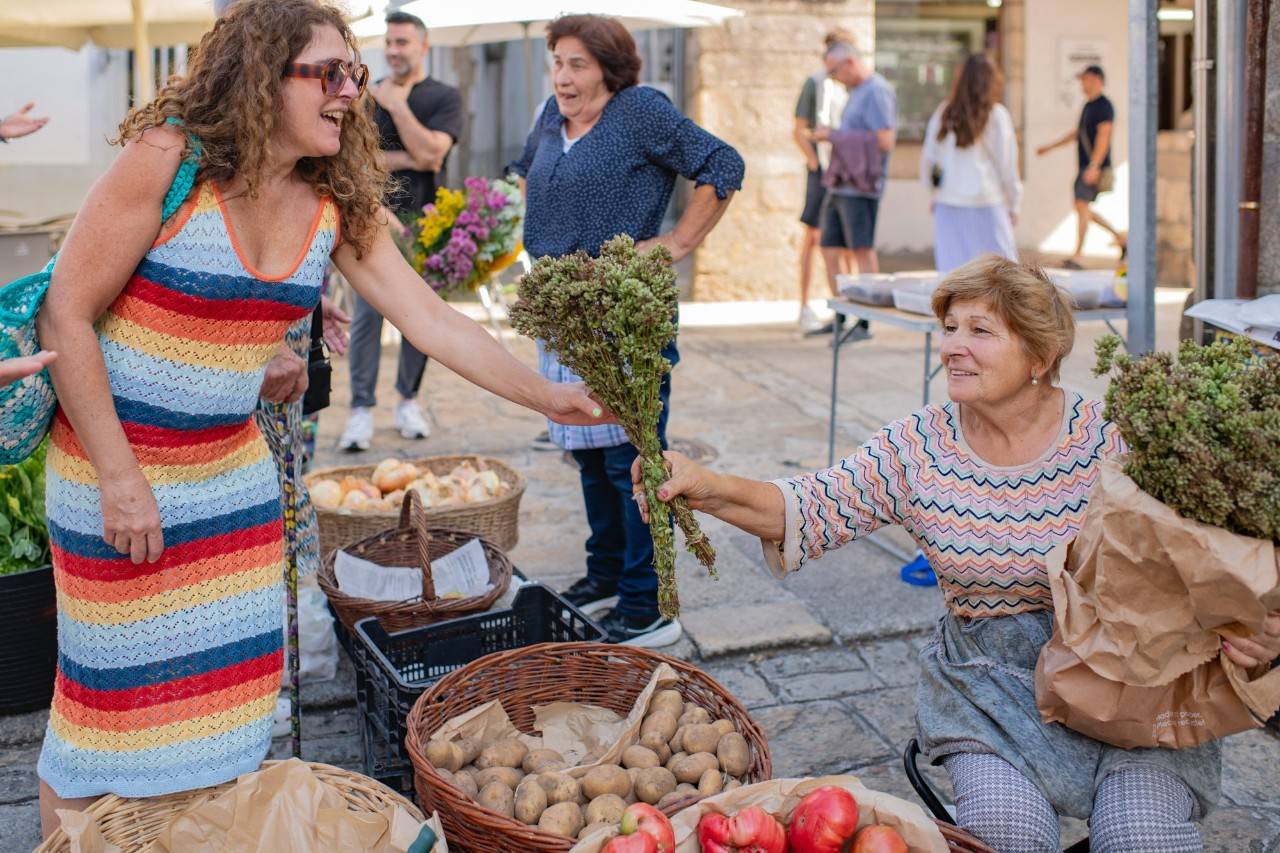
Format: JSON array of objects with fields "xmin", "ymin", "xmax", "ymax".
[{"xmin": 284, "ymin": 58, "xmax": 369, "ymax": 96}]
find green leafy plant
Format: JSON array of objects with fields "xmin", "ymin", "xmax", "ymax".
[
  {"xmin": 1094, "ymin": 334, "xmax": 1280, "ymax": 541},
  {"xmin": 0, "ymin": 438, "xmax": 51, "ymax": 574},
  {"xmin": 510, "ymin": 235, "xmax": 715, "ymax": 617}
]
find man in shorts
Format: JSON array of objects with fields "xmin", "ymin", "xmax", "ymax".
[
  {"xmin": 1036, "ymin": 64, "xmax": 1125, "ymax": 268},
  {"xmin": 793, "ymin": 30, "xmax": 852, "ymax": 331},
  {"xmin": 813, "ymin": 41, "xmax": 896, "ymax": 327}
]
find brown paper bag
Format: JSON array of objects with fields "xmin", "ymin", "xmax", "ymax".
[
  {"xmin": 143, "ymin": 758, "xmax": 437, "ymax": 853},
  {"xmin": 56, "ymin": 809, "xmax": 122, "ymax": 853},
  {"xmin": 569, "ymin": 776, "xmax": 948, "ymax": 853},
  {"xmin": 1034, "ymin": 461, "xmax": 1280, "ymax": 748}
]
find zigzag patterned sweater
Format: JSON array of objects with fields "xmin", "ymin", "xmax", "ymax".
[{"xmin": 766, "ymin": 392, "xmax": 1126, "ymax": 618}]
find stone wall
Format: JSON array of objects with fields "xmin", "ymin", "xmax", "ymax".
[
  {"xmin": 1259, "ymin": 0, "xmax": 1280, "ymax": 295},
  {"xmin": 684, "ymin": 0, "xmax": 876, "ymax": 301},
  {"xmin": 1156, "ymin": 131, "xmax": 1193, "ymax": 287}
]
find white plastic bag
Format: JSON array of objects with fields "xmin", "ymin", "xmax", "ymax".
[{"xmin": 281, "ymin": 576, "xmax": 339, "ymax": 685}]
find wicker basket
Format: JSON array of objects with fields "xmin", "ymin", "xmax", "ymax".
[
  {"xmin": 405, "ymin": 642, "xmax": 772, "ymax": 853},
  {"xmin": 318, "ymin": 491, "xmax": 513, "ymax": 634},
  {"xmin": 34, "ymin": 761, "xmax": 422, "ymax": 853},
  {"xmin": 306, "ymin": 454, "xmax": 526, "ymax": 558}
]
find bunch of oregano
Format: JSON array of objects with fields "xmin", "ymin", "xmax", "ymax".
[
  {"xmin": 1094, "ymin": 334, "xmax": 1280, "ymax": 541},
  {"xmin": 510, "ymin": 235, "xmax": 715, "ymax": 616}
]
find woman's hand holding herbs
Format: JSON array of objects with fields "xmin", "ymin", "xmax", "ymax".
[
  {"xmin": 630, "ymin": 451, "xmax": 720, "ymax": 522},
  {"xmin": 1222, "ymin": 612, "xmax": 1280, "ymax": 670},
  {"xmin": 540, "ymin": 380, "xmax": 616, "ymax": 426}
]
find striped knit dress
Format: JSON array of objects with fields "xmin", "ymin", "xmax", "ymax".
[{"xmin": 39, "ymin": 182, "xmax": 337, "ymax": 798}]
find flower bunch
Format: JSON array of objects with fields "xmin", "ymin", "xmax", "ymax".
[{"xmin": 400, "ymin": 177, "xmax": 523, "ymax": 296}]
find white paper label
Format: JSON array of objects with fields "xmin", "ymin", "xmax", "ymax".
[
  {"xmin": 429, "ymin": 538, "xmax": 493, "ymax": 598},
  {"xmin": 333, "ymin": 550, "xmax": 423, "ymax": 602}
]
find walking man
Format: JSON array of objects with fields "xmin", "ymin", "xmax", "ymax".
[
  {"xmin": 812, "ymin": 43, "xmax": 896, "ymax": 283},
  {"xmin": 338, "ymin": 10, "xmax": 464, "ymax": 451},
  {"xmin": 1036, "ymin": 64, "xmax": 1125, "ymax": 268},
  {"xmin": 792, "ymin": 30, "xmax": 851, "ymax": 332}
]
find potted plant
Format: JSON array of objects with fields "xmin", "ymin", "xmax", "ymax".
[{"xmin": 0, "ymin": 439, "xmax": 57, "ymax": 714}]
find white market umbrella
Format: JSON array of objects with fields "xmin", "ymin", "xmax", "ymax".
[{"xmin": 351, "ymin": 0, "xmax": 742, "ymax": 116}]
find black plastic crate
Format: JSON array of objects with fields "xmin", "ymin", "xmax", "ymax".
[{"xmin": 353, "ymin": 582, "xmax": 606, "ymax": 796}]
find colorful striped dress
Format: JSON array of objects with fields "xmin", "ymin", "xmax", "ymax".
[
  {"xmin": 765, "ymin": 390, "xmax": 1126, "ymax": 617},
  {"xmin": 39, "ymin": 182, "xmax": 337, "ymax": 798}
]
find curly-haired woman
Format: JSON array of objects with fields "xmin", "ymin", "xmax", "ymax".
[{"xmin": 34, "ymin": 0, "xmax": 605, "ymax": 835}]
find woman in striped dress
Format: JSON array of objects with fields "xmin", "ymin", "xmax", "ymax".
[
  {"xmin": 636, "ymin": 257, "xmax": 1280, "ymax": 852},
  {"xmin": 34, "ymin": 0, "xmax": 606, "ymax": 836}
]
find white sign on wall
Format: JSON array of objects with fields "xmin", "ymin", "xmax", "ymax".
[{"xmin": 1056, "ymin": 38, "xmax": 1108, "ymax": 113}]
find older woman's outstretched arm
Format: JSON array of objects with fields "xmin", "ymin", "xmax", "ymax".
[{"xmin": 633, "ymin": 452, "xmax": 785, "ymax": 541}]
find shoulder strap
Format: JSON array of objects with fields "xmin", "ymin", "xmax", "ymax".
[{"xmin": 161, "ymin": 116, "xmax": 203, "ymax": 222}]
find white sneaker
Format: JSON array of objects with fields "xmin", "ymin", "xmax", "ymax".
[
  {"xmin": 338, "ymin": 406, "xmax": 374, "ymax": 452},
  {"xmin": 799, "ymin": 304, "xmax": 822, "ymax": 331},
  {"xmin": 394, "ymin": 399, "xmax": 430, "ymax": 440}
]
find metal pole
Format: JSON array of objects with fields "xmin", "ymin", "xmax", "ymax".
[
  {"xmin": 130, "ymin": 0, "xmax": 154, "ymax": 105},
  {"xmin": 1236, "ymin": 0, "xmax": 1268, "ymax": 299},
  {"xmin": 1191, "ymin": 0, "xmax": 1216, "ymax": 340},
  {"xmin": 827, "ymin": 312, "xmax": 843, "ymax": 467},
  {"xmin": 1126, "ymin": 0, "xmax": 1157, "ymax": 354},
  {"xmin": 1214, "ymin": 0, "xmax": 1246, "ymax": 300},
  {"xmin": 523, "ymin": 21, "xmax": 536, "ymax": 122}
]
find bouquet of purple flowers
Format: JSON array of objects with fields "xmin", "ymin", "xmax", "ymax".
[{"xmin": 394, "ymin": 176, "xmax": 523, "ymax": 296}]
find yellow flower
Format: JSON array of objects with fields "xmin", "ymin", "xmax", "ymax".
[{"xmin": 415, "ymin": 188, "xmax": 465, "ymax": 251}]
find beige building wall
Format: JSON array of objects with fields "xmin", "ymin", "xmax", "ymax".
[{"xmin": 684, "ymin": 0, "xmax": 876, "ymax": 302}]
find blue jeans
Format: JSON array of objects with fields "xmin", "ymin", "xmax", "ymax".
[{"xmin": 570, "ymin": 377, "xmax": 671, "ymax": 621}]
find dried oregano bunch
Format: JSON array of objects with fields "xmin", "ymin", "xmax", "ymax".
[
  {"xmin": 510, "ymin": 235, "xmax": 716, "ymax": 616},
  {"xmin": 1094, "ymin": 334, "xmax": 1280, "ymax": 541}
]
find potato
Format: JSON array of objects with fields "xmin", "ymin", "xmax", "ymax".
[
  {"xmin": 580, "ymin": 821, "xmax": 614, "ymax": 841},
  {"xmin": 476, "ymin": 766, "xmax": 523, "ymax": 790},
  {"xmin": 522, "ymin": 748, "xmax": 567, "ymax": 775},
  {"xmin": 455, "ymin": 736, "xmax": 483, "ymax": 766},
  {"xmin": 724, "ymin": 779, "xmax": 743, "ymax": 792},
  {"xmin": 668, "ymin": 726, "xmax": 685, "ymax": 753},
  {"xmin": 477, "ymin": 737, "xmax": 528, "ymax": 770},
  {"xmin": 650, "ymin": 689, "xmax": 684, "ymax": 719},
  {"xmin": 665, "ymin": 751, "xmax": 687, "ymax": 772},
  {"xmin": 582, "ymin": 764, "xmax": 631, "ymax": 800},
  {"xmin": 640, "ymin": 710, "xmax": 678, "ymax": 743},
  {"xmin": 678, "ymin": 706, "xmax": 711, "ymax": 727},
  {"xmin": 639, "ymin": 731, "xmax": 668, "ymax": 753},
  {"xmin": 656, "ymin": 742, "xmax": 672, "ymax": 764},
  {"xmin": 425, "ymin": 740, "xmax": 463, "ymax": 772},
  {"xmin": 585, "ymin": 793, "xmax": 627, "ymax": 825},
  {"xmin": 697, "ymin": 768, "xmax": 724, "ymax": 796},
  {"xmin": 537, "ymin": 802, "xmax": 585, "ymax": 838},
  {"xmin": 621, "ymin": 745, "xmax": 660, "ymax": 770},
  {"xmin": 716, "ymin": 732, "xmax": 751, "ymax": 777},
  {"xmin": 451, "ymin": 770, "xmax": 479, "ymax": 799},
  {"xmin": 681, "ymin": 724, "xmax": 721, "ymax": 755},
  {"xmin": 670, "ymin": 752, "xmax": 719, "ymax": 784},
  {"xmin": 477, "ymin": 781, "xmax": 515, "ymax": 818},
  {"xmin": 711, "ymin": 719, "xmax": 736, "ymax": 737},
  {"xmin": 633, "ymin": 767, "xmax": 677, "ymax": 804},
  {"xmin": 537, "ymin": 772, "xmax": 581, "ymax": 806},
  {"xmin": 656, "ymin": 790, "xmax": 689, "ymax": 810},
  {"xmin": 514, "ymin": 778, "xmax": 548, "ymax": 825},
  {"xmin": 675, "ymin": 783, "xmax": 698, "ymax": 795}
]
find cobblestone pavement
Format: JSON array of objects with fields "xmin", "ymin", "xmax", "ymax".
[{"xmin": 4, "ymin": 297, "xmax": 1278, "ymax": 851}]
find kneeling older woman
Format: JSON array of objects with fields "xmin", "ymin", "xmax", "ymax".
[{"xmin": 639, "ymin": 255, "xmax": 1280, "ymax": 852}]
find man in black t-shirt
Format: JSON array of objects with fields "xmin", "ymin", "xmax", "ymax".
[
  {"xmin": 338, "ymin": 11, "xmax": 464, "ymax": 452},
  {"xmin": 1036, "ymin": 65, "xmax": 1126, "ymax": 269}
]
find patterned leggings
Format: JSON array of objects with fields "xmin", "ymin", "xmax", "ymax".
[{"xmin": 943, "ymin": 752, "xmax": 1202, "ymax": 853}]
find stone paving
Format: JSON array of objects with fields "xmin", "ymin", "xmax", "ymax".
[{"xmin": 4, "ymin": 290, "xmax": 1279, "ymax": 851}]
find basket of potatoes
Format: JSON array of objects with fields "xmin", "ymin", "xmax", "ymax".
[{"xmin": 404, "ymin": 642, "xmax": 771, "ymax": 852}]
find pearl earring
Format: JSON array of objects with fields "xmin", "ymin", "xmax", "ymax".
[{"xmin": 1031, "ymin": 375, "xmax": 1039, "ymax": 385}]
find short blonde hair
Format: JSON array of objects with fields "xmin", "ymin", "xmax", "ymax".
[{"xmin": 931, "ymin": 255, "xmax": 1076, "ymax": 382}]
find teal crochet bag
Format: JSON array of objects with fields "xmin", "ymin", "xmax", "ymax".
[{"xmin": 0, "ymin": 119, "xmax": 201, "ymax": 464}]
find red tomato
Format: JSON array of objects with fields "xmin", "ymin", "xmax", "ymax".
[
  {"xmin": 850, "ymin": 826, "xmax": 908, "ymax": 853},
  {"xmin": 620, "ymin": 803, "xmax": 676, "ymax": 852},
  {"xmin": 602, "ymin": 833, "xmax": 659, "ymax": 853},
  {"xmin": 697, "ymin": 806, "xmax": 788, "ymax": 853},
  {"xmin": 787, "ymin": 787, "xmax": 859, "ymax": 853}
]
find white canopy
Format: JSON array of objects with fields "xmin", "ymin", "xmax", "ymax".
[
  {"xmin": 0, "ymin": 1, "xmax": 214, "ymax": 52},
  {"xmin": 350, "ymin": 0, "xmax": 743, "ymax": 47}
]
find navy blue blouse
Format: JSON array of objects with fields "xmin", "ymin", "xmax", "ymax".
[{"xmin": 508, "ymin": 85, "xmax": 745, "ymax": 260}]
